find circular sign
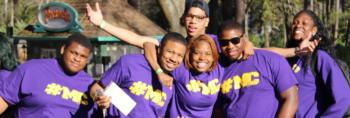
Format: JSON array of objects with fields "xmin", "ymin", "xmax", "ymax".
[{"xmin": 36, "ymin": 2, "xmax": 79, "ymax": 32}]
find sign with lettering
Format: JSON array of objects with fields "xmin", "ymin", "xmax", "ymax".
[{"xmin": 34, "ymin": 2, "xmax": 82, "ymax": 32}]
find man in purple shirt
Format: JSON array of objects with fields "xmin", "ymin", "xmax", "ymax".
[
  {"xmin": 90, "ymin": 32, "xmax": 187, "ymax": 117},
  {"xmin": 217, "ymin": 21, "xmax": 299, "ymax": 118},
  {"xmin": 0, "ymin": 33, "xmax": 97, "ymax": 118}
]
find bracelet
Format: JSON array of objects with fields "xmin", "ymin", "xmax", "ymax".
[
  {"xmin": 99, "ymin": 20, "xmax": 107, "ymax": 29},
  {"xmin": 155, "ymin": 68, "xmax": 163, "ymax": 75}
]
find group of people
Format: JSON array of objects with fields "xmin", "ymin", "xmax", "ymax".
[{"xmin": 0, "ymin": 0, "xmax": 349, "ymax": 118}]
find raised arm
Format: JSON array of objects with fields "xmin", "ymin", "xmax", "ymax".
[
  {"xmin": 264, "ymin": 39, "xmax": 319, "ymax": 58},
  {"xmin": 143, "ymin": 42, "xmax": 161, "ymax": 72},
  {"xmin": 263, "ymin": 31, "xmax": 320, "ymax": 58},
  {"xmin": 263, "ymin": 47, "xmax": 297, "ymax": 58},
  {"xmin": 278, "ymin": 86, "xmax": 299, "ymax": 118},
  {"xmin": 143, "ymin": 42, "xmax": 173, "ymax": 88},
  {"xmin": 86, "ymin": 2, "xmax": 159, "ymax": 48}
]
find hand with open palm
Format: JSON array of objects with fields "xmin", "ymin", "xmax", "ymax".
[{"xmin": 86, "ymin": 2, "xmax": 104, "ymax": 26}]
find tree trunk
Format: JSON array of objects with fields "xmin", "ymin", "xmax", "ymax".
[
  {"xmin": 283, "ymin": 9, "xmax": 290, "ymax": 47},
  {"xmin": 283, "ymin": 20, "xmax": 288, "ymax": 47},
  {"xmin": 304, "ymin": 0, "xmax": 308, "ymax": 10},
  {"xmin": 334, "ymin": 0, "xmax": 340, "ymax": 40},
  {"xmin": 264, "ymin": 24, "xmax": 270, "ymax": 47},
  {"xmin": 222, "ymin": 0, "xmax": 246, "ymax": 33},
  {"xmin": 244, "ymin": 13, "xmax": 249, "ymax": 37},
  {"xmin": 235, "ymin": 0, "xmax": 246, "ymax": 24},
  {"xmin": 158, "ymin": 0, "xmax": 186, "ymax": 35},
  {"xmin": 326, "ymin": 0, "xmax": 330, "ymax": 26},
  {"xmin": 3, "ymin": 0, "xmax": 8, "ymax": 32},
  {"xmin": 222, "ymin": 0, "xmax": 234, "ymax": 21},
  {"xmin": 4, "ymin": 0, "xmax": 8, "ymax": 23},
  {"xmin": 207, "ymin": 0, "xmax": 220, "ymax": 34},
  {"xmin": 282, "ymin": 0, "xmax": 292, "ymax": 47},
  {"xmin": 101, "ymin": 0, "xmax": 165, "ymax": 36},
  {"xmin": 310, "ymin": 0, "xmax": 314, "ymax": 10},
  {"xmin": 11, "ymin": 0, "xmax": 18, "ymax": 27},
  {"xmin": 345, "ymin": 19, "xmax": 350, "ymax": 46}
]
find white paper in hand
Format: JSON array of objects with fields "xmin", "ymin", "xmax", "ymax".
[{"xmin": 104, "ymin": 82, "xmax": 136, "ymax": 116}]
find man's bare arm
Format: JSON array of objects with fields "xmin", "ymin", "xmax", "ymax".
[{"xmin": 86, "ymin": 2, "xmax": 159, "ymax": 48}]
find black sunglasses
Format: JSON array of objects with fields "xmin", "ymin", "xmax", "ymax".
[{"xmin": 219, "ymin": 35, "xmax": 243, "ymax": 46}]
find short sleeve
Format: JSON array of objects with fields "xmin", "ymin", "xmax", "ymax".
[
  {"xmin": 100, "ymin": 57, "xmax": 129, "ymax": 87},
  {"xmin": 0, "ymin": 67, "xmax": 25, "ymax": 105},
  {"xmin": 171, "ymin": 63, "xmax": 186, "ymax": 82},
  {"xmin": 271, "ymin": 55, "xmax": 298, "ymax": 93}
]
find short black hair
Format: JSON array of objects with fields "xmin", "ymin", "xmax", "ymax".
[
  {"xmin": 218, "ymin": 20, "xmax": 244, "ymax": 38},
  {"xmin": 159, "ymin": 32, "xmax": 187, "ymax": 51},
  {"xmin": 65, "ymin": 33, "xmax": 93, "ymax": 53},
  {"xmin": 0, "ymin": 34, "xmax": 18, "ymax": 71}
]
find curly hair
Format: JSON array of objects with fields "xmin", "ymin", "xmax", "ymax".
[{"xmin": 0, "ymin": 34, "xmax": 19, "ymax": 71}]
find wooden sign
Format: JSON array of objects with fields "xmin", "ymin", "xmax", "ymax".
[{"xmin": 34, "ymin": 2, "xmax": 82, "ymax": 32}]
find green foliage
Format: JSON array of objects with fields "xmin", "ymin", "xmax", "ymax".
[
  {"xmin": 249, "ymin": 34, "xmax": 264, "ymax": 47},
  {"xmin": 269, "ymin": 28, "xmax": 286, "ymax": 47},
  {"xmin": 0, "ymin": 1, "xmax": 39, "ymax": 34},
  {"xmin": 13, "ymin": 20, "xmax": 28, "ymax": 34},
  {"xmin": 247, "ymin": 0, "xmax": 350, "ymax": 48}
]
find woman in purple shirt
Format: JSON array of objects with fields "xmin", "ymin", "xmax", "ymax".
[
  {"xmin": 0, "ymin": 33, "xmax": 19, "ymax": 118},
  {"xmin": 287, "ymin": 10, "xmax": 350, "ymax": 118},
  {"xmin": 170, "ymin": 35, "xmax": 224, "ymax": 118}
]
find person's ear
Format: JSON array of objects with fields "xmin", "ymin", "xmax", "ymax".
[
  {"xmin": 60, "ymin": 45, "xmax": 66, "ymax": 55},
  {"xmin": 312, "ymin": 26, "xmax": 318, "ymax": 36},
  {"xmin": 88, "ymin": 54, "xmax": 93, "ymax": 63},
  {"xmin": 157, "ymin": 47, "xmax": 161, "ymax": 55},
  {"xmin": 204, "ymin": 18, "xmax": 209, "ymax": 27}
]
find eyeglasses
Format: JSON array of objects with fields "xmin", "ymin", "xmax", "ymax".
[
  {"xmin": 184, "ymin": 14, "xmax": 207, "ymax": 22},
  {"xmin": 219, "ymin": 35, "xmax": 243, "ymax": 46}
]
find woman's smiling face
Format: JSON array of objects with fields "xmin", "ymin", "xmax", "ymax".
[
  {"xmin": 190, "ymin": 40, "xmax": 214, "ymax": 73},
  {"xmin": 291, "ymin": 12, "xmax": 317, "ymax": 42}
]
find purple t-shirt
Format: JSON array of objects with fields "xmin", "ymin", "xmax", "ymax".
[
  {"xmin": 100, "ymin": 54, "xmax": 173, "ymax": 118},
  {"xmin": 220, "ymin": 49, "xmax": 298, "ymax": 118},
  {"xmin": 0, "ymin": 69, "xmax": 11, "ymax": 79},
  {"xmin": 0, "ymin": 59, "xmax": 96, "ymax": 118},
  {"xmin": 168, "ymin": 63, "xmax": 224, "ymax": 118},
  {"xmin": 291, "ymin": 50, "xmax": 350, "ymax": 118}
]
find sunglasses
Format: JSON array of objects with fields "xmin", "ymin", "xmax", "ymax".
[{"xmin": 219, "ymin": 35, "xmax": 243, "ymax": 46}]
